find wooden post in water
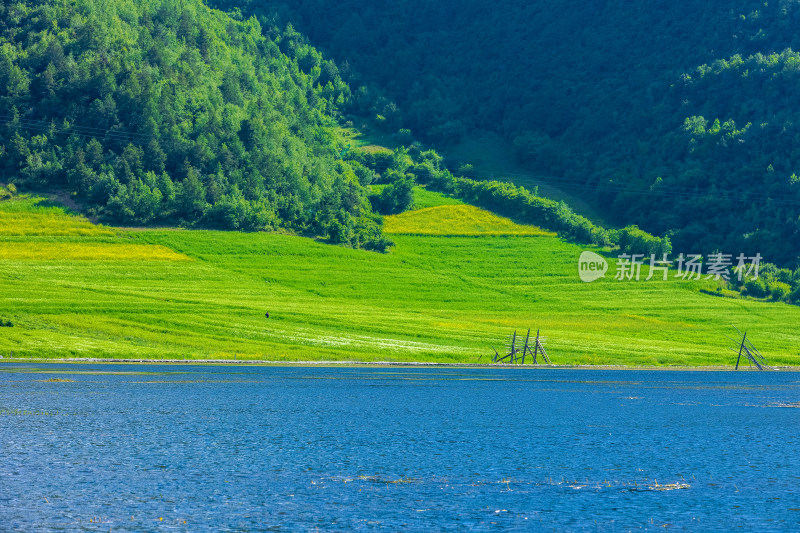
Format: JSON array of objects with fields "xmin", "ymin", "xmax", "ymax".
[
  {"xmin": 735, "ymin": 331, "xmax": 746, "ymax": 370},
  {"xmin": 510, "ymin": 331, "xmax": 517, "ymax": 364},
  {"xmin": 539, "ymin": 337, "xmax": 550, "ymax": 364},
  {"xmin": 490, "ymin": 328, "xmax": 552, "ymax": 365},
  {"xmin": 521, "ymin": 329, "xmax": 531, "ymax": 364},
  {"xmin": 730, "ymin": 326, "xmax": 768, "ymax": 370}
]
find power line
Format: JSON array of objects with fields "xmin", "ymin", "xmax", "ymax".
[{"xmin": 0, "ymin": 114, "xmax": 151, "ymax": 143}]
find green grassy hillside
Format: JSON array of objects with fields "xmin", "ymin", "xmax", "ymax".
[
  {"xmin": 1, "ymin": 191, "xmax": 798, "ymax": 366},
  {"xmin": 384, "ymin": 204, "xmax": 554, "ymax": 237},
  {"xmin": 212, "ymin": 0, "xmax": 800, "ymax": 267}
]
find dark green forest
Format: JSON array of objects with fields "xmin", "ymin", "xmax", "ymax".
[
  {"xmin": 3, "ymin": 0, "xmax": 799, "ymax": 272},
  {"xmin": 0, "ymin": 0, "xmax": 393, "ymax": 250},
  {"xmin": 217, "ymin": 0, "xmax": 800, "ymax": 268}
]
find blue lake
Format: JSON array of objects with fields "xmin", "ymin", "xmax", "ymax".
[{"xmin": 1, "ymin": 364, "xmax": 799, "ymax": 531}]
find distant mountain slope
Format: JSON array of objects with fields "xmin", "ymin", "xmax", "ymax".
[
  {"xmin": 0, "ymin": 0, "xmax": 388, "ymax": 250},
  {"xmin": 220, "ymin": 0, "xmax": 800, "ymax": 266}
]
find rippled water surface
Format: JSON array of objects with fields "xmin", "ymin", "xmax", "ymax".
[{"xmin": 1, "ymin": 364, "xmax": 799, "ymax": 531}]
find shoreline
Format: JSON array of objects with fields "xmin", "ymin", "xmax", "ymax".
[{"xmin": 1, "ymin": 357, "xmax": 798, "ymax": 371}]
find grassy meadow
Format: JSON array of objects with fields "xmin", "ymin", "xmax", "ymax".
[
  {"xmin": 1, "ymin": 190, "xmax": 799, "ymax": 366},
  {"xmin": 384, "ymin": 204, "xmax": 555, "ymax": 237}
]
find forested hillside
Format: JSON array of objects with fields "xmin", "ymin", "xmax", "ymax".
[
  {"xmin": 220, "ymin": 0, "xmax": 800, "ymax": 267},
  {"xmin": 0, "ymin": 0, "xmax": 391, "ymax": 249}
]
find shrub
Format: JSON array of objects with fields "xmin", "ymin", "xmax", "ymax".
[
  {"xmin": 371, "ymin": 176, "xmax": 414, "ymax": 215},
  {"xmin": 349, "ymin": 160, "xmax": 376, "ymax": 186},
  {"xmin": 204, "ymin": 192, "xmax": 277, "ymax": 231},
  {"xmin": 394, "ymin": 128, "xmax": 413, "ymax": 145},
  {"xmin": 743, "ymin": 278, "xmax": 769, "ymax": 298},
  {"xmin": 789, "ymin": 286, "xmax": 800, "ymax": 305},
  {"xmin": 612, "ymin": 226, "xmax": 672, "ymax": 256},
  {"xmin": 769, "ymin": 282, "xmax": 791, "ymax": 302}
]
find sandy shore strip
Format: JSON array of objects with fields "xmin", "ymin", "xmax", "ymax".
[{"xmin": 0, "ymin": 357, "xmax": 798, "ymax": 371}]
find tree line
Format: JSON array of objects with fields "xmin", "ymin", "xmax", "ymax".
[
  {"xmin": 220, "ymin": 0, "xmax": 800, "ymax": 268},
  {"xmin": 0, "ymin": 0, "xmax": 390, "ymax": 250}
]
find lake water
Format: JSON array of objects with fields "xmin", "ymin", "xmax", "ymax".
[{"xmin": 1, "ymin": 364, "xmax": 798, "ymax": 531}]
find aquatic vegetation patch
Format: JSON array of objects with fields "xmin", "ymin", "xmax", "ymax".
[
  {"xmin": 770, "ymin": 401, "xmax": 800, "ymax": 408},
  {"xmin": 0, "ymin": 407, "xmax": 61, "ymax": 416},
  {"xmin": 132, "ymin": 379, "xmax": 259, "ymax": 384},
  {"xmin": 322, "ymin": 474, "xmax": 690, "ymax": 493},
  {"xmin": 0, "ymin": 368, "xmax": 186, "ymax": 376}
]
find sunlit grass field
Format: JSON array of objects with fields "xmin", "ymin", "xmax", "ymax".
[
  {"xmin": 0, "ymin": 242, "xmax": 189, "ymax": 261},
  {"xmin": 0, "ymin": 196, "xmax": 115, "ymax": 237},
  {"xmin": 1, "ymin": 192, "xmax": 799, "ymax": 366},
  {"xmin": 384, "ymin": 204, "xmax": 555, "ymax": 236}
]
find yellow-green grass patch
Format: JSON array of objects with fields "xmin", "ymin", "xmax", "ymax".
[
  {"xmin": 384, "ymin": 204, "xmax": 555, "ymax": 236},
  {"xmin": 411, "ymin": 187, "xmax": 464, "ymax": 209},
  {"xmin": 0, "ymin": 212, "xmax": 115, "ymax": 237},
  {"xmin": 0, "ymin": 195, "xmax": 115, "ymax": 237},
  {"xmin": 0, "ymin": 242, "xmax": 190, "ymax": 261},
  {"xmin": 358, "ymin": 145, "xmax": 393, "ymax": 154}
]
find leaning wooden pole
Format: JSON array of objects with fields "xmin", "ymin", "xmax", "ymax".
[
  {"xmin": 521, "ymin": 328, "xmax": 531, "ymax": 364},
  {"xmin": 540, "ymin": 341, "xmax": 550, "ymax": 364},
  {"xmin": 736, "ymin": 331, "xmax": 747, "ymax": 370},
  {"xmin": 510, "ymin": 330, "xmax": 517, "ymax": 363},
  {"xmin": 746, "ymin": 346, "xmax": 763, "ymax": 370},
  {"xmin": 533, "ymin": 329, "xmax": 540, "ymax": 364}
]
